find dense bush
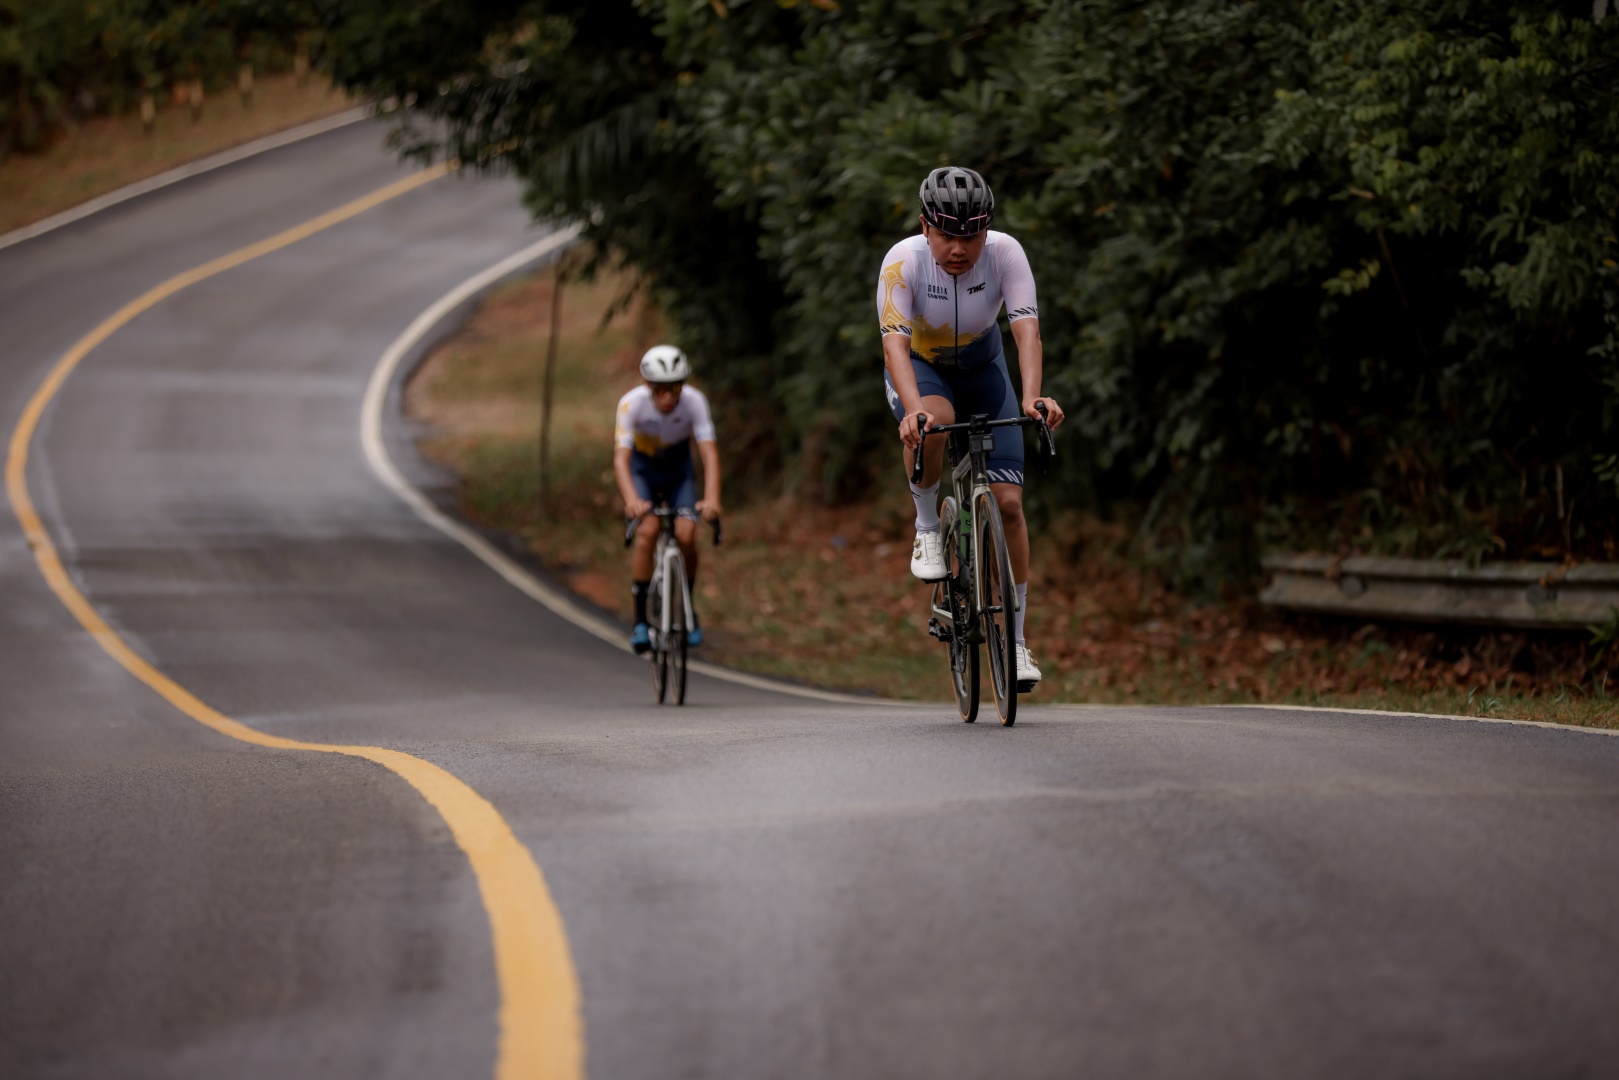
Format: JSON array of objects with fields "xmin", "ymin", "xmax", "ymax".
[
  {"xmin": 322, "ymin": 0, "xmax": 1619, "ymax": 589},
  {"xmin": 0, "ymin": 1, "xmax": 318, "ymax": 158}
]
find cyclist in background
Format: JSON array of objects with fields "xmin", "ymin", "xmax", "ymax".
[
  {"xmin": 878, "ymin": 166, "xmax": 1065, "ymax": 687},
  {"xmin": 615, "ymin": 345, "xmax": 722, "ymax": 653}
]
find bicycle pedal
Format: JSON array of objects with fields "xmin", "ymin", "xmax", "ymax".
[
  {"xmin": 1015, "ymin": 679, "xmax": 1039, "ymax": 694},
  {"xmin": 927, "ymin": 620, "xmax": 953, "ymax": 643}
]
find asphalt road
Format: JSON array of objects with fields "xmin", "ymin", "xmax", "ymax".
[{"xmin": 3, "ymin": 120, "xmax": 1618, "ymax": 1080}]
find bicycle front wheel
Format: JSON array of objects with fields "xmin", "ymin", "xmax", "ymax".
[
  {"xmin": 975, "ymin": 491, "xmax": 1017, "ymax": 727},
  {"xmin": 649, "ymin": 576, "xmax": 669, "ymax": 704},
  {"xmin": 671, "ymin": 562, "xmax": 689, "ymax": 706},
  {"xmin": 938, "ymin": 496, "xmax": 978, "ymax": 722}
]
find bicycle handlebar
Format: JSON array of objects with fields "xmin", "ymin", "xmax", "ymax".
[
  {"xmin": 623, "ymin": 507, "xmax": 724, "ymax": 548},
  {"xmin": 908, "ymin": 401, "xmax": 1055, "ymax": 486}
]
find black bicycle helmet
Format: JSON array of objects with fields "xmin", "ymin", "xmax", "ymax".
[{"xmin": 918, "ymin": 166, "xmax": 994, "ymax": 237}]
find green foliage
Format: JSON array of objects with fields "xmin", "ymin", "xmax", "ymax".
[
  {"xmin": 321, "ymin": 0, "xmax": 790, "ymax": 484},
  {"xmin": 323, "ymin": 0, "xmax": 1619, "ymax": 588},
  {"xmin": 0, "ymin": 0, "xmax": 319, "ymax": 158}
]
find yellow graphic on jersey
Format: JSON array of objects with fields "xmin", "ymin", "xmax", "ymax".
[
  {"xmin": 632, "ymin": 432, "xmax": 667, "ymax": 456},
  {"xmin": 910, "ymin": 312, "xmax": 991, "ymax": 364},
  {"xmin": 879, "ymin": 260, "xmax": 911, "ymax": 336},
  {"xmin": 881, "ymin": 259, "xmax": 991, "ymax": 363},
  {"xmin": 613, "ymin": 401, "xmax": 633, "ymax": 448}
]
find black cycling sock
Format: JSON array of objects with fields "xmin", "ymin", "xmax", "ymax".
[{"xmin": 631, "ymin": 580, "xmax": 650, "ymax": 625}]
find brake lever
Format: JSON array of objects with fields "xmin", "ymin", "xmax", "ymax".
[
  {"xmin": 908, "ymin": 412, "xmax": 930, "ymax": 486},
  {"xmin": 712, "ymin": 517, "xmax": 724, "ymax": 547},
  {"xmin": 1034, "ymin": 401, "xmax": 1056, "ymax": 459}
]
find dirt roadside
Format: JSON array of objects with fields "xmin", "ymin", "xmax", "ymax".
[
  {"xmin": 0, "ymin": 72, "xmax": 352, "ymax": 235},
  {"xmin": 405, "ymin": 266, "xmax": 1618, "ymax": 729}
]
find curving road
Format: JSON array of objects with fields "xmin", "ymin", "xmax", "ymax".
[{"xmin": 3, "ymin": 121, "xmax": 1618, "ymax": 1079}]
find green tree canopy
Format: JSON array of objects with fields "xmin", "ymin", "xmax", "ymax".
[
  {"xmin": 0, "ymin": 0, "xmax": 320, "ymax": 157},
  {"xmin": 321, "ymin": 0, "xmax": 1619, "ymax": 587}
]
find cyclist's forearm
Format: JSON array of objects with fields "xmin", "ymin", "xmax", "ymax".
[
  {"xmin": 697, "ymin": 440, "xmax": 721, "ymax": 505},
  {"xmin": 613, "ymin": 447, "xmax": 639, "ymax": 508},
  {"xmin": 1011, "ymin": 318, "xmax": 1043, "ymax": 400},
  {"xmin": 883, "ymin": 335, "xmax": 925, "ymax": 413}
]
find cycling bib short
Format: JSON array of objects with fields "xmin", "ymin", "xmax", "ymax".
[
  {"xmin": 615, "ymin": 384, "xmax": 715, "ymax": 512},
  {"xmin": 884, "ymin": 343, "xmax": 1025, "ymax": 486},
  {"xmin": 630, "ymin": 449, "xmax": 698, "ymax": 513}
]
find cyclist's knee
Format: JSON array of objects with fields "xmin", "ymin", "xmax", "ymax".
[
  {"xmin": 674, "ymin": 518, "xmax": 697, "ymax": 544},
  {"xmin": 633, "ymin": 516, "xmax": 660, "ymax": 544},
  {"xmin": 992, "ymin": 483, "xmax": 1026, "ymax": 520}
]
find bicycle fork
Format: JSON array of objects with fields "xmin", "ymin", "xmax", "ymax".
[{"xmin": 657, "ymin": 540, "xmax": 692, "ymax": 640}]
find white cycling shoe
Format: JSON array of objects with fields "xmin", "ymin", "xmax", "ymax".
[
  {"xmin": 910, "ymin": 529, "xmax": 947, "ymax": 581},
  {"xmin": 1015, "ymin": 643, "xmax": 1042, "ymax": 690}
]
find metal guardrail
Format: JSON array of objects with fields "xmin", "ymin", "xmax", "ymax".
[{"xmin": 1260, "ymin": 554, "xmax": 1619, "ymax": 629}]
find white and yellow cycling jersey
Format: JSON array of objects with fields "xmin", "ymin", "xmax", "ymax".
[
  {"xmin": 876, "ymin": 230, "xmax": 1038, "ymax": 368},
  {"xmin": 614, "ymin": 384, "xmax": 716, "ymax": 461}
]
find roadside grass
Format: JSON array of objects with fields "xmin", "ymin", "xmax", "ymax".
[
  {"xmin": 408, "ymin": 269, "xmax": 1619, "ymax": 730},
  {"xmin": 0, "ymin": 72, "xmax": 352, "ymax": 234}
]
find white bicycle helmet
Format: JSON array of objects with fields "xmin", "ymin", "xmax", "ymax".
[{"xmin": 639, "ymin": 344, "xmax": 691, "ymax": 383}]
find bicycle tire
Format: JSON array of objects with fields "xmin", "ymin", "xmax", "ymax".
[
  {"xmin": 671, "ymin": 556, "xmax": 689, "ymax": 706},
  {"xmin": 649, "ymin": 574, "xmax": 669, "ymax": 704},
  {"xmin": 975, "ymin": 491, "xmax": 1017, "ymax": 726},
  {"xmin": 938, "ymin": 497, "xmax": 978, "ymax": 722}
]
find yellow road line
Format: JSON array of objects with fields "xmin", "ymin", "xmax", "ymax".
[{"xmin": 4, "ymin": 165, "xmax": 584, "ymax": 1080}]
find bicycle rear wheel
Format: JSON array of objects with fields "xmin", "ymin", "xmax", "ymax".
[
  {"xmin": 937, "ymin": 497, "xmax": 978, "ymax": 722},
  {"xmin": 975, "ymin": 492, "xmax": 1017, "ymax": 726},
  {"xmin": 649, "ymin": 575, "xmax": 669, "ymax": 704}
]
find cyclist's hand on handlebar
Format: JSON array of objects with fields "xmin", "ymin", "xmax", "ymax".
[
  {"xmin": 697, "ymin": 500, "xmax": 722, "ymax": 522},
  {"xmin": 1025, "ymin": 397, "xmax": 1065, "ymax": 431},
  {"xmin": 624, "ymin": 496, "xmax": 652, "ymax": 519},
  {"xmin": 900, "ymin": 410, "xmax": 934, "ymax": 449}
]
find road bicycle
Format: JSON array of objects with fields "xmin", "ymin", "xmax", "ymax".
[
  {"xmin": 624, "ymin": 506, "xmax": 721, "ymax": 705},
  {"xmin": 911, "ymin": 404, "xmax": 1055, "ymax": 726}
]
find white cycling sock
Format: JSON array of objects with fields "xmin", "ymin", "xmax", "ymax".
[
  {"xmin": 1014, "ymin": 582, "xmax": 1028, "ymax": 644},
  {"xmin": 910, "ymin": 480, "xmax": 941, "ymax": 533}
]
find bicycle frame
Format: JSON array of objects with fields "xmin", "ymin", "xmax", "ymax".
[
  {"xmin": 625, "ymin": 508, "xmax": 697, "ymax": 648},
  {"xmin": 913, "ymin": 406, "xmax": 1055, "ymax": 724},
  {"xmin": 926, "ymin": 425, "xmax": 995, "ymax": 642},
  {"xmin": 623, "ymin": 507, "xmax": 722, "ymax": 705},
  {"xmin": 922, "ymin": 412, "xmax": 1047, "ymax": 640},
  {"xmin": 650, "ymin": 521, "xmax": 694, "ymax": 649},
  {"xmin": 618, "ymin": 501, "xmax": 722, "ymax": 647}
]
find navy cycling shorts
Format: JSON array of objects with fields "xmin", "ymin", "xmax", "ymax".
[
  {"xmin": 630, "ymin": 449, "xmax": 698, "ymax": 512},
  {"xmin": 883, "ymin": 348, "xmax": 1025, "ymax": 486}
]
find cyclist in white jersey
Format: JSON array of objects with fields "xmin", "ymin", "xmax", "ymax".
[
  {"xmin": 878, "ymin": 166, "xmax": 1066, "ymax": 687},
  {"xmin": 614, "ymin": 345, "xmax": 722, "ymax": 653}
]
